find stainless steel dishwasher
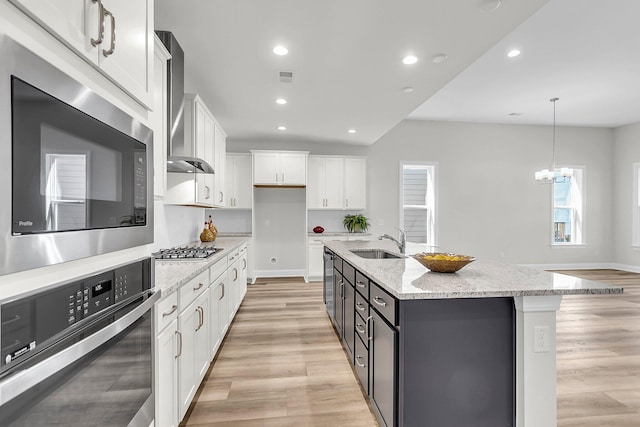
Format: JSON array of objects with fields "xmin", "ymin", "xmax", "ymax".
[{"xmin": 0, "ymin": 258, "xmax": 160, "ymax": 427}]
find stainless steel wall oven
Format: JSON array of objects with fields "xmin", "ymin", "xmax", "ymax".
[
  {"xmin": 0, "ymin": 258, "xmax": 159, "ymax": 426},
  {"xmin": 0, "ymin": 35, "xmax": 153, "ymax": 276}
]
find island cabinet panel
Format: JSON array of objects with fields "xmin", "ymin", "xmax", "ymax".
[
  {"xmin": 397, "ymin": 298, "xmax": 515, "ymax": 427},
  {"xmin": 370, "ymin": 308, "xmax": 397, "ymax": 427}
]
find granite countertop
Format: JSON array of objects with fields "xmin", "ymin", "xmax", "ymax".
[
  {"xmin": 154, "ymin": 237, "xmax": 249, "ymax": 297},
  {"xmin": 323, "ymin": 240, "xmax": 623, "ymax": 300}
]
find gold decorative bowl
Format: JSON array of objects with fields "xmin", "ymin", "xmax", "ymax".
[{"xmin": 412, "ymin": 252, "xmax": 476, "ymax": 273}]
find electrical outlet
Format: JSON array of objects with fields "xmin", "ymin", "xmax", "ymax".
[{"xmin": 534, "ymin": 326, "xmax": 550, "ymax": 353}]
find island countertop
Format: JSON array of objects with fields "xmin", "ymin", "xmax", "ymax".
[{"xmin": 323, "ymin": 240, "xmax": 623, "ymax": 300}]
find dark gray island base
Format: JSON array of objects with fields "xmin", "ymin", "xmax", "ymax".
[{"xmin": 322, "ymin": 241, "xmax": 622, "ymax": 427}]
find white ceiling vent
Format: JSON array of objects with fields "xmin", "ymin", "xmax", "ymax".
[{"xmin": 279, "ymin": 71, "xmax": 293, "ymax": 83}]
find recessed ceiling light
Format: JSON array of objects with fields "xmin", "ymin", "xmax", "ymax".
[
  {"xmin": 432, "ymin": 54, "xmax": 448, "ymax": 64},
  {"xmin": 507, "ymin": 49, "xmax": 521, "ymax": 58},
  {"xmin": 479, "ymin": 0, "xmax": 502, "ymax": 12},
  {"xmin": 276, "ymin": 98, "xmax": 287, "ymax": 105},
  {"xmin": 277, "ymin": 126, "xmax": 287, "ymax": 131},
  {"xmin": 347, "ymin": 129, "xmax": 357, "ymax": 134},
  {"xmin": 273, "ymin": 45, "xmax": 288, "ymax": 56},
  {"xmin": 402, "ymin": 55, "xmax": 418, "ymax": 65},
  {"xmin": 402, "ymin": 87, "xmax": 415, "ymax": 93}
]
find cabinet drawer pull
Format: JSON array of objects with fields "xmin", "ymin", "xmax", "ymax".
[
  {"xmin": 162, "ymin": 304, "xmax": 177, "ymax": 317},
  {"xmin": 355, "ymin": 355, "xmax": 366, "ymax": 368},
  {"xmin": 356, "ymin": 280, "xmax": 366, "ymax": 288},
  {"xmin": 356, "ymin": 302, "xmax": 366, "ymax": 312},
  {"xmin": 102, "ymin": 8, "xmax": 116, "ymax": 57},
  {"xmin": 175, "ymin": 331, "xmax": 182, "ymax": 358},
  {"xmin": 355, "ymin": 323, "xmax": 366, "ymax": 334},
  {"xmin": 90, "ymin": 0, "xmax": 105, "ymax": 46},
  {"xmin": 193, "ymin": 282, "xmax": 204, "ymax": 291},
  {"xmin": 373, "ymin": 296, "xmax": 387, "ymax": 307}
]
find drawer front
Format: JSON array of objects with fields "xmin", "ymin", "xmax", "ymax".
[
  {"xmin": 342, "ymin": 262, "xmax": 355, "ymax": 286},
  {"xmin": 156, "ymin": 292, "xmax": 178, "ymax": 333},
  {"xmin": 355, "ymin": 291, "xmax": 369, "ymax": 318},
  {"xmin": 354, "ymin": 334, "xmax": 369, "ymax": 393},
  {"xmin": 355, "ymin": 310, "xmax": 369, "ymax": 349},
  {"xmin": 334, "ymin": 256, "xmax": 343, "ymax": 273},
  {"xmin": 179, "ymin": 269, "xmax": 209, "ymax": 312},
  {"xmin": 370, "ymin": 282, "xmax": 397, "ymax": 326},
  {"xmin": 354, "ymin": 270, "xmax": 369, "ymax": 298},
  {"xmin": 227, "ymin": 248, "xmax": 241, "ymax": 264},
  {"xmin": 209, "ymin": 257, "xmax": 227, "ymax": 283}
]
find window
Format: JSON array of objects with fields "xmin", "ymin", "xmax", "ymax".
[
  {"xmin": 633, "ymin": 163, "xmax": 640, "ymax": 247},
  {"xmin": 399, "ymin": 162, "xmax": 436, "ymax": 245},
  {"xmin": 552, "ymin": 167, "xmax": 584, "ymax": 245}
]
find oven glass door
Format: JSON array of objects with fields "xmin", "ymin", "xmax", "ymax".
[
  {"xmin": 11, "ymin": 76, "xmax": 147, "ymax": 235},
  {"xmin": 0, "ymin": 295, "xmax": 156, "ymax": 427}
]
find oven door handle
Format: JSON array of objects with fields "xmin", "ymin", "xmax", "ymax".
[{"xmin": 0, "ymin": 290, "xmax": 161, "ymax": 406}]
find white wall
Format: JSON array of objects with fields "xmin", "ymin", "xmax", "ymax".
[
  {"xmin": 367, "ymin": 120, "xmax": 614, "ymax": 265},
  {"xmin": 613, "ymin": 122, "xmax": 640, "ymax": 268}
]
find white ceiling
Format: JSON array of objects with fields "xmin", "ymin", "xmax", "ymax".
[
  {"xmin": 155, "ymin": 0, "xmax": 640, "ymax": 146},
  {"xmin": 410, "ymin": 0, "xmax": 640, "ymax": 128}
]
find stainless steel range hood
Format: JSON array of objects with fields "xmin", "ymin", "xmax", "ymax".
[{"xmin": 156, "ymin": 31, "xmax": 214, "ymax": 174}]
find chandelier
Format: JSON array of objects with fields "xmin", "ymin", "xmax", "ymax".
[{"xmin": 534, "ymin": 97, "xmax": 573, "ymax": 183}]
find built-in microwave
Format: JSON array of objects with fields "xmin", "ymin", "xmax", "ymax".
[{"xmin": 0, "ymin": 35, "xmax": 153, "ymax": 276}]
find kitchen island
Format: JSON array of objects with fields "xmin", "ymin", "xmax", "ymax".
[{"xmin": 323, "ymin": 240, "xmax": 622, "ymax": 427}]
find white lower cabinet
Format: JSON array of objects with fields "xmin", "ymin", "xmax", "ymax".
[
  {"xmin": 157, "ymin": 243, "xmax": 250, "ymax": 425},
  {"xmin": 307, "ymin": 241, "xmax": 324, "ymax": 280},
  {"xmin": 155, "ymin": 292, "xmax": 179, "ymax": 427}
]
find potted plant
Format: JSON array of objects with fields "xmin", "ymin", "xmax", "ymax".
[{"xmin": 343, "ymin": 214, "xmax": 370, "ymax": 233}]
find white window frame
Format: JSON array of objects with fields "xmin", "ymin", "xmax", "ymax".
[
  {"xmin": 632, "ymin": 163, "xmax": 640, "ymax": 248},
  {"xmin": 551, "ymin": 166, "xmax": 585, "ymax": 246},
  {"xmin": 399, "ymin": 161, "xmax": 437, "ymax": 246}
]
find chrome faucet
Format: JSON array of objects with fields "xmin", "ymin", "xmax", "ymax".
[{"xmin": 379, "ymin": 227, "xmax": 406, "ymax": 254}]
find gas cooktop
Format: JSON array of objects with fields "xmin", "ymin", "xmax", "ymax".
[{"xmin": 153, "ymin": 246, "xmax": 223, "ymax": 260}]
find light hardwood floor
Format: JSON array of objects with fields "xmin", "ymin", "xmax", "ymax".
[{"xmin": 181, "ymin": 270, "xmax": 640, "ymax": 426}]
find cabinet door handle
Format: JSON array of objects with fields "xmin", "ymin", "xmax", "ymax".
[
  {"xmin": 356, "ymin": 302, "xmax": 366, "ymax": 312},
  {"xmin": 356, "ymin": 280, "xmax": 366, "ymax": 288},
  {"xmin": 195, "ymin": 306, "xmax": 204, "ymax": 331},
  {"xmin": 275, "ymin": 172, "xmax": 278, "ymax": 182},
  {"xmin": 242, "ymin": 259, "xmax": 247, "ymax": 270},
  {"xmin": 162, "ymin": 304, "xmax": 177, "ymax": 317},
  {"xmin": 219, "ymin": 283, "xmax": 225, "ymax": 300},
  {"xmin": 90, "ymin": 0, "xmax": 105, "ymax": 46},
  {"xmin": 205, "ymin": 186, "xmax": 211, "ymax": 199},
  {"xmin": 355, "ymin": 322, "xmax": 366, "ymax": 334},
  {"xmin": 355, "ymin": 354, "xmax": 366, "ymax": 368},
  {"xmin": 175, "ymin": 330, "xmax": 183, "ymax": 358},
  {"xmin": 102, "ymin": 8, "xmax": 116, "ymax": 57},
  {"xmin": 193, "ymin": 282, "xmax": 204, "ymax": 291},
  {"xmin": 366, "ymin": 315, "xmax": 373, "ymax": 341},
  {"xmin": 234, "ymin": 268, "xmax": 238, "ymax": 281},
  {"xmin": 345, "ymin": 198, "xmax": 349, "ymax": 208},
  {"xmin": 219, "ymin": 191, "xmax": 224, "ymax": 203},
  {"xmin": 373, "ymin": 296, "xmax": 387, "ymax": 307},
  {"xmin": 281, "ymin": 172, "xmax": 285, "ymax": 182}
]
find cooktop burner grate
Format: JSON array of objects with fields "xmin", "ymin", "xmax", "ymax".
[{"xmin": 153, "ymin": 246, "xmax": 223, "ymax": 260}]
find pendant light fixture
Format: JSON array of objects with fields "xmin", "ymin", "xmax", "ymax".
[{"xmin": 535, "ymin": 97, "xmax": 573, "ymax": 183}]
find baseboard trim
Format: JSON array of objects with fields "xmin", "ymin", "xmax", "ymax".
[
  {"xmin": 521, "ymin": 262, "xmax": 640, "ymax": 272},
  {"xmin": 254, "ymin": 269, "xmax": 305, "ymax": 278}
]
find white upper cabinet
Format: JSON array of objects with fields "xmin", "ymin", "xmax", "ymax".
[
  {"xmin": 307, "ymin": 156, "xmax": 366, "ymax": 210},
  {"xmin": 152, "ymin": 36, "xmax": 170, "ymax": 199},
  {"xmin": 253, "ymin": 151, "xmax": 307, "ymax": 186},
  {"xmin": 307, "ymin": 156, "xmax": 344, "ymax": 209},
  {"xmin": 8, "ymin": 0, "xmax": 153, "ymax": 108},
  {"xmin": 344, "ymin": 157, "xmax": 367, "ymax": 210},
  {"xmin": 214, "ymin": 124, "xmax": 227, "ymax": 206},
  {"xmin": 226, "ymin": 153, "xmax": 252, "ymax": 208}
]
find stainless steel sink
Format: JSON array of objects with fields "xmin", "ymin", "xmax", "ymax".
[{"xmin": 349, "ymin": 249, "xmax": 404, "ymax": 259}]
